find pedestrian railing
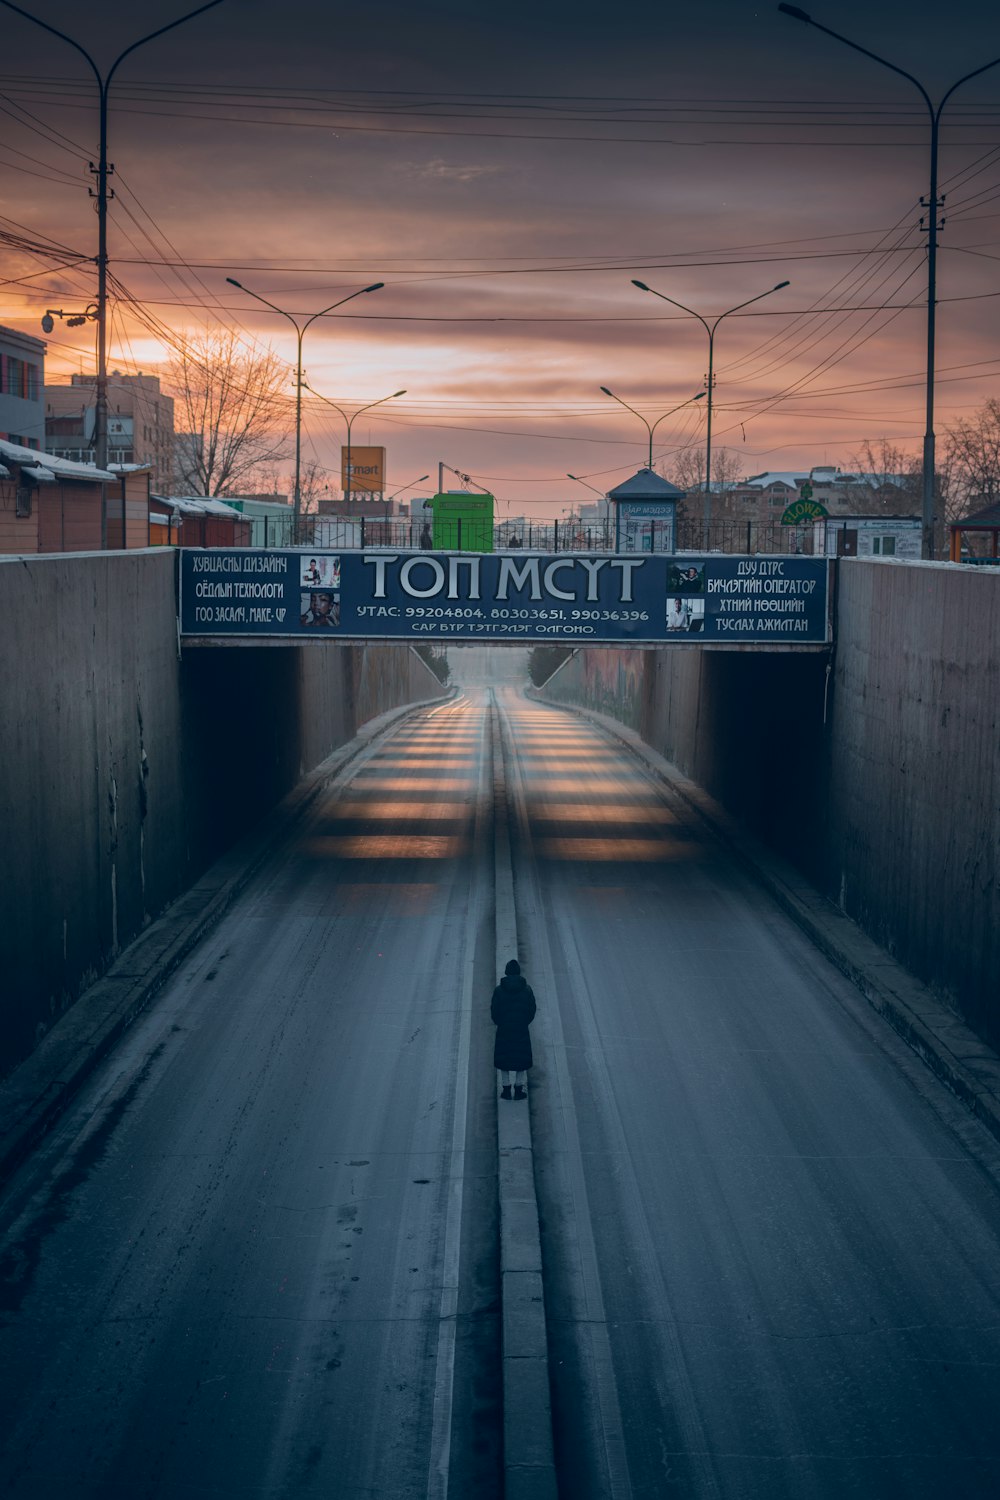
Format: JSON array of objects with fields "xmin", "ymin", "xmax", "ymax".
[{"xmin": 248, "ymin": 514, "xmax": 823, "ymax": 555}]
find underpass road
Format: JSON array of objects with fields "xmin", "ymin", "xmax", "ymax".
[
  {"xmin": 0, "ymin": 695, "xmax": 501, "ymax": 1500},
  {"xmin": 498, "ymin": 689, "xmax": 1000, "ymax": 1500},
  {"xmin": 5, "ymin": 675, "xmax": 1000, "ymax": 1500}
]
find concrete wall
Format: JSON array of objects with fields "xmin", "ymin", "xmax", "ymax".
[
  {"xmin": 0, "ymin": 550, "xmax": 446, "ymax": 1077},
  {"xmin": 540, "ymin": 560, "xmax": 1000, "ymax": 1051},
  {"xmin": 824, "ymin": 562, "xmax": 999, "ymax": 1044}
]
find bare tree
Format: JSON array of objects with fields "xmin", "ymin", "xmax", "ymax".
[
  {"xmin": 253, "ymin": 458, "xmax": 333, "ymax": 512},
  {"xmin": 846, "ymin": 437, "xmax": 921, "ymax": 515},
  {"xmin": 661, "ymin": 443, "xmax": 742, "ymax": 516},
  {"xmin": 943, "ymin": 398, "xmax": 1000, "ymax": 520},
  {"xmin": 166, "ymin": 330, "xmax": 290, "ymax": 496}
]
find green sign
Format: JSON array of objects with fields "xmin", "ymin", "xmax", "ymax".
[{"xmin": 781, "ymin": 498, "xmax": 827, "ymax": 525}]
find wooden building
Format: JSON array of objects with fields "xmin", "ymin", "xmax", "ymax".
[
  {"xmin": 149, "ymin": 495, "xmax": 252, "ymax": 548},
  {"xmin": 0, "ymin": 437, "xmax": 115, "ymax": 553}
]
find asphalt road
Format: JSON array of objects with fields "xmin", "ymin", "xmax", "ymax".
[
  {"xmin": 2, "ymin": 678, "xmax": 1000, "ymax": 1500},
  {"xmin": 0, "ymin": 695, "xmax": 502, "ymax": 1500},
  {"xmin": 497, "ymin": 687, "xmax": 1000, "ymax": 1499}
]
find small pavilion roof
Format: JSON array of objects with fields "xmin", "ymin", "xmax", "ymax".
[{"xmin": 607, "ymin": 468, "xmax": 686, "ymax": 501}]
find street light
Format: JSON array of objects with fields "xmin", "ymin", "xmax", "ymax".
[
  {"xmin": 41, "ymin": 305, "xmax": 98, "ymax": 334},
  {"xmin": 599, "ymin": 387, "xmax": 706, "ymax": 472},
  {"xmin": 1, "ymin": 0, "xmax": 226, "ymax": 480},
  {"xmin": 778, "ymin": 4, "xmax": 1000, "ymax": 559},
  {"xmin": 226, "ymin": 278, "xmax": 385, "ymax": 536},
  {"xmin": 568, "ymin": 472, "xmax": 612, "ymax": 547},
  {"xmin": 302, "ymin": 385, "xmax": 406, "ymax": 503},
  {"xmin": 566, "ymin": 473, "xmax": 606, "ymax": 498},
  {"xmin": 632, "ymin": 278, "xmax": 789, "ymax": 545},
  {"xmin": 387, "ymin": 473, "xmax": 430, "ymax": 500}
]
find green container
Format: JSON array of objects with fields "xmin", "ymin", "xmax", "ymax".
[{"xmin": 427, "ymin": 491, "xmax": 494, "ymax": 552}]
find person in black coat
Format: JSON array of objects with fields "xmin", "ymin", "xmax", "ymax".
[{"xmin": 491, "ymin": 958, "xmax": 536, "ymax": 1100}]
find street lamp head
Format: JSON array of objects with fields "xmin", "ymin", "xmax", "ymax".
[
  {"xmin": 599, "ymin": 385, "xmax": 614, "ymax": 397},
  {"xmin": 631, "ymin": 280, "xmax": 651, "ymax": 292},
  {"xmin": 773, "ymin": 280, "xmax": 791, "ymax": 290},
  {"xmin": 225, "ymin": 277, "xmax": 244, "ymax": 289},
  {"xmin": 391, "ymin": 389, "xmax": 406, "ymax": 397},
  {"xmin": 777, "ymin": 4, "xmax": 812, "ymax": 20},
  {"xmin": 40, "ymin": 313, "xmax": 54, "ymax": 333},
  {"xmin": 363, "ymin": 282, "xmax": 385, "ymax": 293}
]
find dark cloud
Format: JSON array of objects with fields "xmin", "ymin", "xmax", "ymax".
[{"xmin": 3, "ymin": 0, "xmax": 1000, "ymax": 506}]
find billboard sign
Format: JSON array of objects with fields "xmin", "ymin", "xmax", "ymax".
[
  {"xmin": 614, "ymin": 499, "xmax": 676, "ymax": 554},
  {"xmin": 341, "ymin": 446, "xmax": 385, "ymax": 493},
  {"xmin": 180, "ymin": 550, "xmax": 833, "ymax": 645},
  {"xmin": 781, "ymin": 498, "xmax": 827, "ymax": 525}
]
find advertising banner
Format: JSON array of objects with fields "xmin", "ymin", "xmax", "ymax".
[
  {"xmin": 180, "ymin": 550, "xmax": 833, "ymax": 645},
  {"xmin": 615, "ymin": 499, "xmax": 676, "ymax": 554},
  {"xmin": 341, "ymin": 446, "xmax": 386, "ymax": 492}
]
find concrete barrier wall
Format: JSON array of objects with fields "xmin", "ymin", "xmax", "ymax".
[
  {"xmin": 824, "ymin": 561, "xmax": 999, "ymax": 1044},
  {"xmin": 540, "ymin": 560, "xmax": 1000, "ymax": 1050},
  {"xmin": 0, "ymin": 551, "xmax": 446, "ymax": 1077}
]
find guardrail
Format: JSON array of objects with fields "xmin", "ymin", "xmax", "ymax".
[{"xmin": 254, "ymin": 516, "xmax": 826, "ymax": 556}]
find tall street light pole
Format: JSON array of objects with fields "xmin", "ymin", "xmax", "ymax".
[
  {"xmin": 2, "ymin": 0, "xmax": 226, "ymax": 482},
  {"xmin": 566, "ymin": 473, "xmax": 607, "ymax": 498},
  {"xmin": 778, "ymin": 5, "xmax": 1000, "ymax": 560},
  {"xmin": 388, "ymin": 473, "xmax": 430, "ymax": 501},
  {"xmin": 599, "ymin": 387, "xmax": 706, "ymax": 471},
  {"xmin": 226, "ymin": 280, "xmax": 385, "ymax": 537},
  {"xmin": 303, "ymin": 387, "xmax": 406, "ymax": 504},
  {"xmin": 568, "ymin": 472, "xmax": 612, "ymax": 547},
  {"xmin": 632, "ymin": 279, "xmax": 789, "ymax": 546}
]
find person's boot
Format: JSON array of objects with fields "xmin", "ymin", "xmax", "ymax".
[
  {"xmin": 513, "ymin": 1085, "xmax": 526, "ymax": 1100},
  {"xmin": 500, "ymin": 1085, "xmax": 512, "ymax": 1100}
]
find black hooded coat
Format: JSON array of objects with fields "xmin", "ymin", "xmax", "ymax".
[{"xmin": 491, "ymin": 973, "xmax": 536, "ymax": 1071}]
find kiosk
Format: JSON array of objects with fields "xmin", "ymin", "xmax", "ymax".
[{"xmin": 608, "ymin": 469, "xmax": 684, "ymax": 553}]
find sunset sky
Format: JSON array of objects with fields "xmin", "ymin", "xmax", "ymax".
[{"xmin": 3, "ymin": 0, "xmax": 1000, "ymax": 514}]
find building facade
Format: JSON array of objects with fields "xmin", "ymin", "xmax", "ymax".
[
  {"xmin": 45, "ymin": 372, "xmax": 175, "ymax": 491},
  {"xmin": 0, "ymin": 325, "xmax": 46, "ymax": 449},
  {"xmin": 0, "ymin": 437, "xmax": 114, "ymax": 553}
]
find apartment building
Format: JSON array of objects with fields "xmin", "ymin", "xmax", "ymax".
[
  {"xmin": 0, "ymin": 325, "xmax": 45, "ymax": 449},
  {"xmin": 45, "ymin": 372, "xmax": 175, "ymax": 491}
]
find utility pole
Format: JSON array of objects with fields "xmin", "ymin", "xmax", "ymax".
[
  {"xmin": 2, "ymin": 1, "xmax": 226, "ymax": 480},
  {"xmin": 778, "ymin": 3, "xmax": 1000, "ymax": 558}
]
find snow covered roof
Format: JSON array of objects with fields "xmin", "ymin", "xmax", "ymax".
[
  {"xmin": 743, "ymin": 469, "xmax": 909, "ymax": 490},
  {"xmin": 0, "ymin": 437, "xmax": 115, "ymax": 483},
  {"xmin": 151, "ymin": 494, "xmax": 252, "ymax": 519},
  {"xmin": 608, "ymin": 468, "xmax": 686, "ymax": 501},
  {"xmin": 953, "ymin": 501, "xmax": 1000, "ymax": 527},
  {"xmin": 743, "ymin": 472, "xmax": 810, "ymax": 489}
]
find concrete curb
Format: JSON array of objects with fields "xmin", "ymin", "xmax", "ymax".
[
  {"xmin": 491, "ymin": 703, "xmax": 558, "ymax": 1500},
  {"xmin": 0, "ymin": 689, "xmax": 454, "ymax": 1188},
  {"xmin": 533, "ymin": 690, "xmax": 1000, "ymax": 1151}
]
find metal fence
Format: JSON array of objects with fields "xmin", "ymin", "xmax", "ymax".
[{"xmin": 254, "ymin": 514, "xmax": 820, "ymax": 555}]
